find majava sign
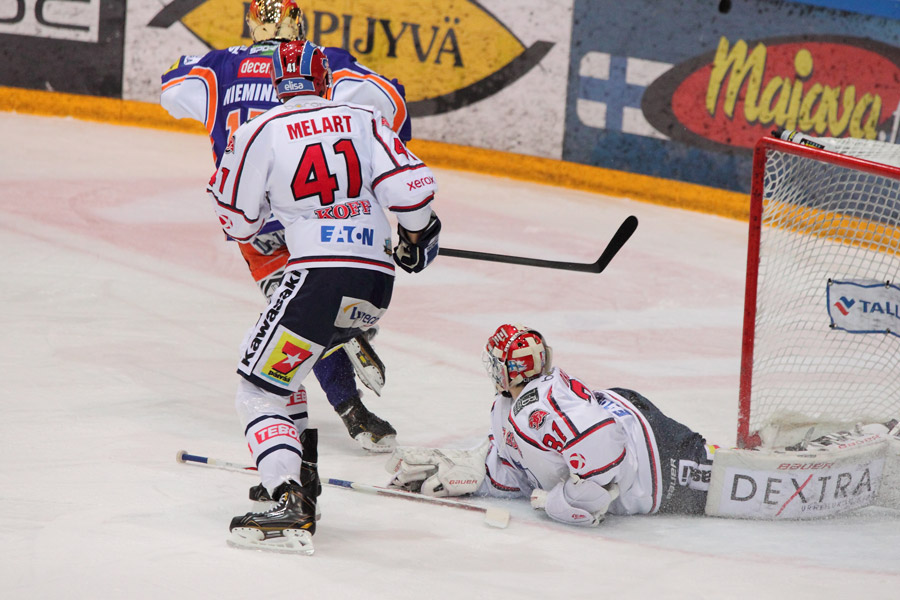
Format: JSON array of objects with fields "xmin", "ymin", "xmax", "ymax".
[
  {"xmin": 149, "ymin": 0, "xmax": 553, "ymax": 116},
  {"xmin": 642, "ymin": 35, "xmax": 900, "ymax": 152}
]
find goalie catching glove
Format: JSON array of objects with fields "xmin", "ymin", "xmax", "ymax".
[
  {"xmin": 393, "ymin": 212, "xmax": 441, "ymax": 273},
  {"xmin": 385, "ymin": 439, "xmax": 489, "ymax": 497}
]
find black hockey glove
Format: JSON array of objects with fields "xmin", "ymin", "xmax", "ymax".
[{"xmin": 393, "ymin": 212, "xmax": 441, "ymax": 274}]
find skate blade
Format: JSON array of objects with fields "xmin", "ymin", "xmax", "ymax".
[
  {"xmin": 228, "ymin": 528, "xmax": 314, "ymax": 555},
  {"xmin": 356, "ymin": 432, "xmax": 396, "ymax": 453}
]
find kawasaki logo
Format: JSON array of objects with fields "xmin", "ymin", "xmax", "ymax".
[{"xmin": 148, "ymin": 0, "xmax": 553, "ymax": 116}]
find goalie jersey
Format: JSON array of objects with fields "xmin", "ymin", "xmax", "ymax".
[
  {"xmin": 160, "ymin": 41, "xmax": 410, "ymax": 167},
  {"xmin": 479, "ymin": 368, "xmax": 664, "ymax": 517}
]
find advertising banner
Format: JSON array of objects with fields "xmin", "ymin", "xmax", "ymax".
[
  {"xmin": 565, "ymin": 0, "xmax": 900, "ymax": 192},
  {"xmin": 0, "ymin": 0, "xmax": 125, "ymax": 96},
  {"xmin": 126, "ymin": 0, "xmax": 570, "ymax": 159}
]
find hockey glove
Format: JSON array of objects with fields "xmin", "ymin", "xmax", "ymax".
[
  {"xmin": 385, "ymin": 441, "xmax": 488, "ymax": 497},
  {"xmin": 393, "ymin": 212, "xmax": 441, "ymax": 274}
]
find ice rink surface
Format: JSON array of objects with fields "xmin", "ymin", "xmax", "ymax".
[{"xmin": 1, "ymin": 113, "xmax": 898, "ymax": 599}]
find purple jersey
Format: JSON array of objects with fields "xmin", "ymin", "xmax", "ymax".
[{"xmin": 161, "ymin": 41, "xmax": 410, "ymax": 167}]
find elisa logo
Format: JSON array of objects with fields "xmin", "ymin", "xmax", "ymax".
[
  {"xmin": 149, "ymin": 0, "xmax": 553, "ymax": 116},
  {"xmin": 642, "ymin": 35, "xmax": 900, "ymax": 152}
]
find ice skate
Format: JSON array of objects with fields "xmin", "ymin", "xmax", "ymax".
[{"xmin": 229, "ymin": 480, "xmax": 317, "ymax": 555}]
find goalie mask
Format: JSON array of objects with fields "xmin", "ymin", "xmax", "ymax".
[
  {"xmin": 483, "ymin": 324, "xmax": 552, "ymax": 395},
  {"xmin": 271, "ymin": 40, "xmax": 332, "ymax": 101},
  {"xmin": 246, "ymin": 0, "xmax": 304, "ymax": 43}
]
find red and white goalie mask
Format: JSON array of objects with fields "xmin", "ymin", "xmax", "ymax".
[{"xmin": 483, "ymin": 324, "xmax": 552, "ymax": 395}]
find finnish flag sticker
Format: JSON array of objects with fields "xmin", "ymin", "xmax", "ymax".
[{"xmin": 827, "ymin": 279, "xmax": 900, "ymax": 337}]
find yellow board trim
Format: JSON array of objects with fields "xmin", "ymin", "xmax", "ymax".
[{"xmin": 0, "ymin": 86, "xmax": 749, "ymax": 220}]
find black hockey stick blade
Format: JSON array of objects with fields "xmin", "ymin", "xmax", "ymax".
[{"xmin": 438, "ymin": 215, "xmax": 638, "ymax": 274}]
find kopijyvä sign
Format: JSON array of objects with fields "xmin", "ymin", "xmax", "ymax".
[{"xmin": 149, "ymin": 0, "xmax": 553, "ymax": 116}]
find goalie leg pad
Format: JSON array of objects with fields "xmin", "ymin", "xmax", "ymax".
[
  {"xmin": 705, "ymin": 433, "xmax": 888, "ymax": 519},
  {"xmin": 343, "ymin": 334, "xmax": 385, "ymax": 396}
]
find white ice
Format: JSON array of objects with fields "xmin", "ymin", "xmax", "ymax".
[{"xmin": 1, "ymin": 113, "xmax": 897, "ymax": 599}]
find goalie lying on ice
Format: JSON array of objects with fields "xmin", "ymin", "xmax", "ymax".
[{"xmin": 386, "ymin": 324, "xmax": 900, "ymax": 525}]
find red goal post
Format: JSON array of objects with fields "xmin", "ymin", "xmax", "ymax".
[{"xmin": 738, "ymin": 133, "xmax": 900, "ymax": 449}]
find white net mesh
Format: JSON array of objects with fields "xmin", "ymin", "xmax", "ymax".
[{"xmin": 747, "ymin": 134, "xmax": 900, "ymax": 447}]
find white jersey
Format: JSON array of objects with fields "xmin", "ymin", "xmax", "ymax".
[
  {"xmin": 207, "ymin": 95, "xmax": 435, "ymax": 275},
  {"xmin": 478, "ymin": 367, "xmax": 664, "ymax": 517}
]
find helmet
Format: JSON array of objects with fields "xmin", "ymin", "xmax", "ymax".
[
  {"xmin": 271, "ymin": 40, "xmax": 332, "ymax": 101},
  {"xmin": 483, "ymin": 324, "xmax": 552, "ymax": 395},
  {"xmin": 246, "ymin": 0, "xmax": 304, "ymax": 43}
]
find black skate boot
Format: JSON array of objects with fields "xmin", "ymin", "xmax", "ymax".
[
  {"xmin": 336, "ymin": 395, "xmax": 397, "ymax": 453},
  {"xmin": 230, "ymin": 430, "xmax": 319, "ymax": 555},
  {"xmin": 247, "ymin": 429, "xmax": 321, "ymax": 518}
]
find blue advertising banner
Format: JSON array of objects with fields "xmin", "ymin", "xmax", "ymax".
[{"xmin": 565, "ymin": 0, "xmax": 900, "ymax": 192}]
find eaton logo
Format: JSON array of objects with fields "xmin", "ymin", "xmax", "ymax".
[{"xmin": 320, "ymin": 225, "xmax": 375, "ymax": 246}]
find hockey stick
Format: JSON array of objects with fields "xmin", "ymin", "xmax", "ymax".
[
  {"xmin": 438, "ymin": 215, "xmax": 638, "ymax": 273},
  {"xmin": 176, "ymin": 450, "xmax": 510, "ymax": 528}
]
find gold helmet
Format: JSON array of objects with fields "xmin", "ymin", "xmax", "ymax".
[{"xmin": 246, "ymin": 0, "xmax": 305, "ymax": 43}]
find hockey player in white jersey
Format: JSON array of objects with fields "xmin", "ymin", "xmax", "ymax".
[
  {"xmin": 387, "ymin": 324, "xmax": 717, "ymax": 526},
  {"xmin": 213, "ymin": 39, "xmax": 440, "ymax": 553},
  {"xmin": 161, "ymin": 0, "xmax": 409, "ymax": 453}
]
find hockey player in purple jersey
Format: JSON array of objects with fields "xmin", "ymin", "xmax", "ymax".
[
  {"xmin": 214, "ymin": 38, "xmax": 439, "ymax": 553},
  {"xmin": 387, "ymin": 324, "xmax": 718, "ymax": 526},
  {"xmin": 160, "ymin": 0, "xmax": 411, "ymax": 453}
]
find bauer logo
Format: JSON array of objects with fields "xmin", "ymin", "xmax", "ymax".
[
  {"xmin": 642, "ymin": 35, "xmax": 900, "ymax": 152},
  {"xmin": 148, "ymin": 0, "xmax": 553, "ymax": 116},
  {"xmin": 827, "ymin": 279, "xmax": 900, "ymax": 338}
]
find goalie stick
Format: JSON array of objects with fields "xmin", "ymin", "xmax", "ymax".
[
  {"xmin": 438, "ymin": 215, "xmax": 638, "ymax": 273},
  {"xmin": 176, "ymin": 450, "xmax": 510, "ymax": 528}
]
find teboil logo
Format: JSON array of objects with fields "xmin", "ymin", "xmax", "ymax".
[
  {"xmin": 255, "ymin": 422, "xmax": 298, "ymax": 444},
  {"xmin": 148, "ymin": 0, "xmax": 553, "ymax": 116},
  {"xmin": 642, "ymin": 35, "xmax": 900, "ymax": 152}
]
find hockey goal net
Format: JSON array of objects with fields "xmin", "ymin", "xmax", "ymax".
[{"xmin": 738, "ymin": 132, "xmax": 900, "ymax": 449}]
